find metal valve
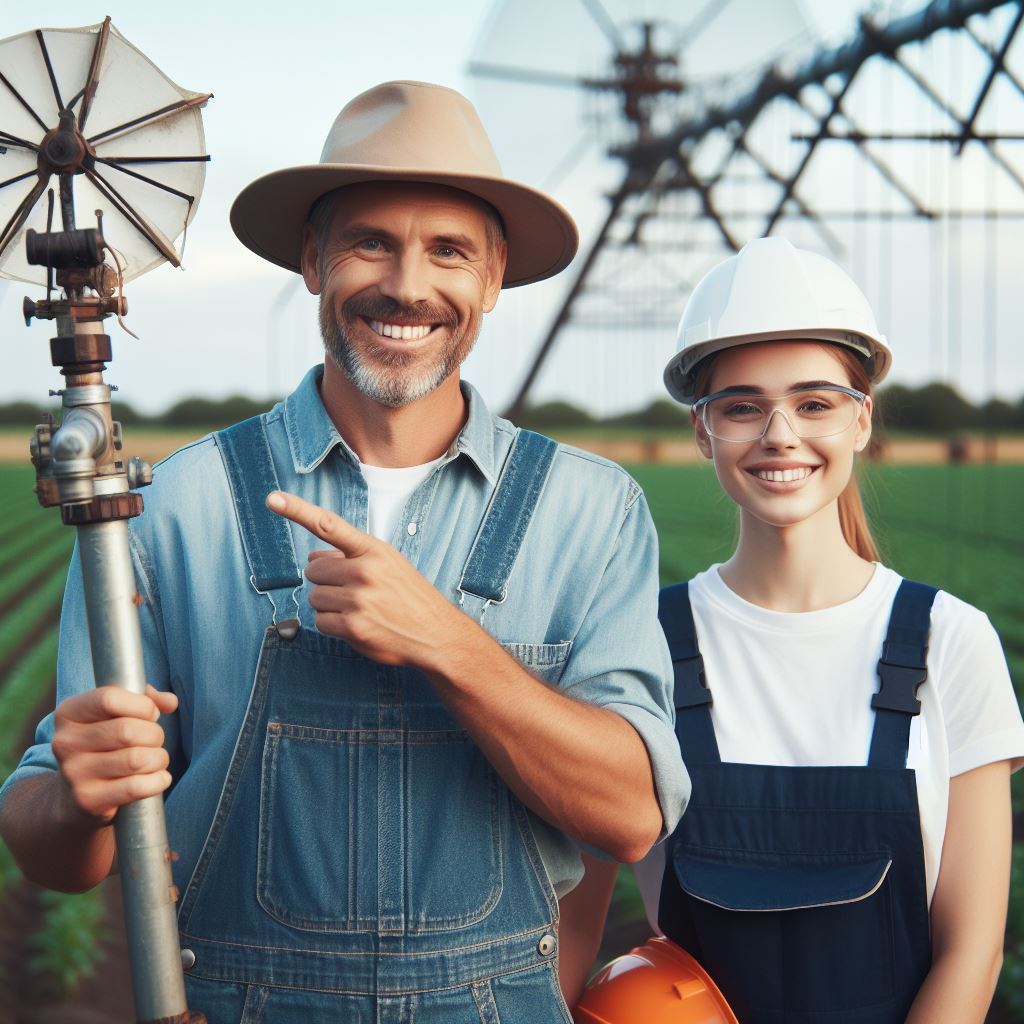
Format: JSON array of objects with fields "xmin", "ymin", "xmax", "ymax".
[
  {"xmin": 127, "ymin": 455, "xmax": 153, "ymax": 489},
  {"xmin": 30, "ymin": 421, "xmax": 52, "ymax": 467}
]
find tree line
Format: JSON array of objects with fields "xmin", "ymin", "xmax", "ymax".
[
  {"xmin": 518, "ymin": 382, "xmax": 1024, "ymax": 435},
  {"xmin": 0, "ymin": 382, "xmax": 1021, "ymax": 434}
]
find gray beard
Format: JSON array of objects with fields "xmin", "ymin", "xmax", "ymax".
[{"xmin": 319, "ymin": 299, "xmax": 475, "ymax": 408}]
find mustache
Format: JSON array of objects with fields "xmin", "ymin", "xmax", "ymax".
[{"xmin": 342, "ymin": 294, "xmax": 459, "ymax": 328}]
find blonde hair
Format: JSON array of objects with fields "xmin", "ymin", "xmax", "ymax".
[{"xmin": 691, "ymin": 343, "xmax": 879, "ymax": 562}]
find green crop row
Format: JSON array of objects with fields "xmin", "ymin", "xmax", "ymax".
[
  {"xmin": 0, "ymin": 467, "xmax": 120, "ymax": 1002},
  {"xmin": 0, "ymin": 506, "xmax": 63, "ymax": 553},
  {"xmin": 0, "ymin": 470, "xmax": 43, "ymax": 514},
  {"xmin": 0, "ymin": 515, "xmax": 70, "ymax": 573},
  {"xmin": 29, "ymin": 888, "xmax": 108, "ymax": 1002},
  {"xmin": 0, "ymin": 623, "xmax": 109, "ymax": 1003},
  {"xmin": 0, "ymin": 534, "xmax": 73, "ymax": 608},
  {"xmin": 0, "ymin": 566, "xmax": 67, "ymax": 664},
  {"xmin": 0, "ymin": 627, "xmax": 61, "ymax": 899},
  {"xmin": 0, "ymin": 627, "xmax": 59, "ymax": 777},
  {"xmin": 869, "ymin": 465, "xmax": 1024, "ymax": 548}
]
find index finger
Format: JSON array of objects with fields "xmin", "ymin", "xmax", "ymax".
[{"xmin": 266, "ymin": 491, "xmax": 371, "ymax": 557}]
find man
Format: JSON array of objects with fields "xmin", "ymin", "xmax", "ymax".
[{"xmin": 0, "ymin": 81, "xmax": 688, "ymax": 1021}]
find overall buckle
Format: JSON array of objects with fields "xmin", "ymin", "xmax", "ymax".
[
  {"xmin": 871, "ymin": 660, "xmax": 927, "ymax": 716},
  {"xmin": 674, "ymin": 653, "xmax": 712, "ymax": 709}
]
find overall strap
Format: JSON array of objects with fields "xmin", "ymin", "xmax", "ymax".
[
  {"xmin": 867, "ymin": 579, "xmax": 939, "ymax": 769},
  {"xmin": 457, "ymin": 429, "xmax": 558, "ymax": 620},
  {"xmin": 215, "ymin": 415, "xmax": 303, "ymax": 639},
  {"xmin": 658, "ymin": 582, "xmax": 721, "ymax": 764}
]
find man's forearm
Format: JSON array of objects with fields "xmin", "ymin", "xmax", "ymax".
[
  {"xmin": 0, "ymin": 773, "xmax": 116, "ymax": 892},
  {"xmin": 423, "ymin": 616, "xmax": 664, "ymax": 862}
]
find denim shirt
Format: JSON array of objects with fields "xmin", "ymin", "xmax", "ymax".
[{"xmin": 2, "ymin": 365, "xmax": 689, "ymax": 896}]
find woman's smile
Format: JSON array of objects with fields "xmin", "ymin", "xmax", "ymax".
[{"xmin": 743, "ymin": 461, "xmax": 821, "ymax": 489}]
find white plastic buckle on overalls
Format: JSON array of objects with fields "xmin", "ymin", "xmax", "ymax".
[{"xmin": 249, "ymin": 574, "xmax": 301, "ymax": 640}]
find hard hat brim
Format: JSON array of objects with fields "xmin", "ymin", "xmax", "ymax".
[{"xmin": 664, "ymin": 329, "xmax": 893, "ymax": 405}]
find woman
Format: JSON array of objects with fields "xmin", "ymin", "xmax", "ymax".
[{"xmin": 565, "ymin": 237, "xmax": 1023, "ymax": 1023}]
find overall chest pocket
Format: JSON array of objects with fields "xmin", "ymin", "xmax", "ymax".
[
  {"xmin": 256, "ymin": 721, "xmax": 503, "ymax": 933},
  {"xmin": 672, "ymin": 845, "xmax": 896, "ymax": 1015},
  {"xmin": 254, "ymin": 639, "xmax": 569, "ymax": 935}
]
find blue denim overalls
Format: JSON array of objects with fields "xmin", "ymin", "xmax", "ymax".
[
  {"xmin": 657, "ymin": 579, "xmax": 937, "ymax": 1024},
  {"xmin": 175, "ymin": 417, "xmax": 573, "ymax": 1023}
]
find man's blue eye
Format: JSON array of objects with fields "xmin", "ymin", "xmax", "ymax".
[
  {"xmin": 360, "ymin": 239, "xmax": 382, "ymax": 251},
  {"xmin": 436, "ymin": 246, "xmax": 457, "ymax": 258}
]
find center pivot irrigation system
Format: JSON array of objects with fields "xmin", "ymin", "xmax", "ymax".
[
  {"xmin": 469, "ymin": 0, "xmax": 1024, "ymax": 420},
  {"xmin": 0, "ymin": 17, "xmax": 210, "ymax": 1024}
]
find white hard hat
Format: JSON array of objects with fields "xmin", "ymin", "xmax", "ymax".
[{"xmin": 663, "ymin": 237, "xmax": 893, "ymax": 404}]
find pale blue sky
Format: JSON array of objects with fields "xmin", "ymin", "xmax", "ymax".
[{"xmin": 1, "ymin": 1, "xmax": 1021, "ymax": 415}]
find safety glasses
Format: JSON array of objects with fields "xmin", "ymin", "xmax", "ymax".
[{"xmin": 693, "ymin": 384, "xmax": 867, "ymax": 443}]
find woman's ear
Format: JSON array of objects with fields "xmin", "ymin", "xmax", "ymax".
[
  {"xmin": 853, "ymin": 394, "xmax": 873, "ymax": 453},
  {"xmin": 691, "ymin": 407, "xmax": 714, "ymax": 460}
]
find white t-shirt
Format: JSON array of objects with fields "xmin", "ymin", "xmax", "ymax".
[
  {"xmin": 634, "ymin": 563, "xmax": 1024, "ymax": 929},
  {"xmin": 359, "ymin": 457, "xmax": 444, "ymax": 543}
]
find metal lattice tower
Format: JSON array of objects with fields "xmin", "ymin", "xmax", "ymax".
[{"xmin": 470, "ymin": 0, "xmax": 1024, "ymax": 420}]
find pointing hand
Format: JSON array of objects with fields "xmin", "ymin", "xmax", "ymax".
[{"xmin": 266, "ymin": 491, "xmax": 467, "ymax": 668}]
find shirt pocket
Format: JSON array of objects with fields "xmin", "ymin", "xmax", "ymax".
[
  {"xmin": 498, "ymin": 640, "xmax": 572, "ymax": 684},
  {"xmin": 672, "ymin": 844, "xmax": 897, "ymax": 1015}
]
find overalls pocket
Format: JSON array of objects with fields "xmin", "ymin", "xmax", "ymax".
[
  {"xmin": 257, "ymin": 722, "xmax": 380, "ymax": 931},
  {"xmin": 402, "ymin": 731, "xmax": 504, "ymax": 931},
  {"xmin": 673, "ymin": 845, "xmax": 897, "ymax": 1014},
  {"xmin": 256, "ymin": 720, "xmax": 505, "ymax": 933}
]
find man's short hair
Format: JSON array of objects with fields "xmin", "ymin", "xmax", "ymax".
[{"xmin": 307, "ymin": 186, "xmax": 506, "ymax": 275}]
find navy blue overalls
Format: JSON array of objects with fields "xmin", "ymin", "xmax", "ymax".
[
  {"xmin": 657, "ymin": 579, "xmax": 938, "ymax": 1024},
  {"xmin": 175, "ymin": 418, "xmax": 574, "ymax": 1023}
]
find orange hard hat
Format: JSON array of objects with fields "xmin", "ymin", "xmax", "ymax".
[{"xmin": 573, "ymin": 936, "xmax": 737, "ymax": 1024}]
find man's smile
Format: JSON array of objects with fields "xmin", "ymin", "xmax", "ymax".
[{"xmin": 360, "ymin": 316, "xmax": 441, "ymax": 341}]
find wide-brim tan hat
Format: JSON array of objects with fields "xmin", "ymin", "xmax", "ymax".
[{"xmin": 230, "ymin": 80, "xmax": 579, "ymax": 288}]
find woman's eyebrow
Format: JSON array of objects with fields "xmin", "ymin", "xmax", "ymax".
[
  {"xmin": 788, "ymin": 380, "xmax": 843, "ymax": 391},
  {"xmin": 714, "ymin": 381, "xmax": 843, "ymax": 396}
]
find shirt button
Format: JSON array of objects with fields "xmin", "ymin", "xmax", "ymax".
[
  {"xmin": 407, "ymin": 522, "xmax": 418, "ymax": 536},
  {"xmin": 537, "ymin": 933, "xmax": 556, "ymax": 957}
]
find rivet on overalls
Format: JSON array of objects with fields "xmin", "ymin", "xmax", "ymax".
[
  {"xmin": 180, "ymin": 947, "xmax": 196, "ymax": 970},
  {"xmin": 276, "ymin": 618, "xmax": 300, "ymax": 640},
  {"xmin": 537, "ymin": 933, "xmax": 556, "ymax": 956}
]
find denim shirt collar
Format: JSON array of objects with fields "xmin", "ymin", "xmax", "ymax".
[{"xmin": 283, "ymin": 364, "xmax": 499, "ymax": 484}]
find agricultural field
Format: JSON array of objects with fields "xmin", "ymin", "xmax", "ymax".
[{"xmin": 0, "ymin": 461, "xmax": 1021, "ymax": 1019}]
